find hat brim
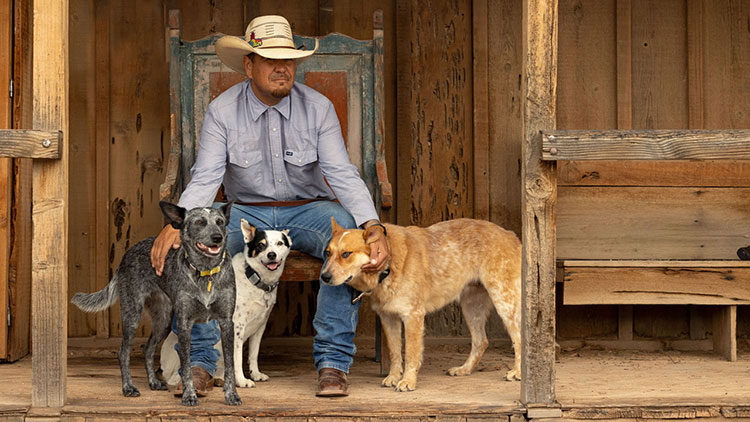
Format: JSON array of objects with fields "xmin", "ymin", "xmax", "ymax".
[{"xmin": 215, "ymin": 35, "xmax": 318, "ymax": 74}]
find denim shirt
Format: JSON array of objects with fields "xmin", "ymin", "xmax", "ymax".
[{"xmin": 178, "ymin": 79, "xmax": 379, "ymax": 227}]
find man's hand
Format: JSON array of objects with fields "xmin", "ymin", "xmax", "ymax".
[
  {"xmin": 150, "ymin": 224, "xmax": 182, "ymax": 276},
  {"xmin": 361, "ymin": 221, "xmax": 389, "ymax": 272}
]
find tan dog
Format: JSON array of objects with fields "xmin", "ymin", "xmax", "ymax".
[{"xmin": 320, "ymin": 218, "xmax": 521, "ymax": 392}]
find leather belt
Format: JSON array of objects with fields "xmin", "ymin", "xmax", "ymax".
[{"xmin": 233, "ymin": 198, "xmax": 336, "ymax": 207}]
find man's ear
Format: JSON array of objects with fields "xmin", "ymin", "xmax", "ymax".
[
  {"xmin": 243, "ymin": 55, "xmax": 253, "ymax": 79},
  {"xmin": 220, "ymin": 200, "xmax": 233, "ymax": 221},
  {"xmin": 240, "ymin": 218, "xmax": 256, "ymax": 244},
  {"xmin": 160, "ymin": 201, "xmax": 186, "ymax": 229}
]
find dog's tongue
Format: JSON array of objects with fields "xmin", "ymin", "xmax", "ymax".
[
  {"xmin": 265, "ymin": 261, "xmax": 280, "ymax": 271},
  {"xmin": 197, "ymin": 242, "xmax": 221, "ymax": 255}
]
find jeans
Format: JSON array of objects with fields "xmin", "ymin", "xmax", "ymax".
[{"xmin": 175, "ymin": 200, "xmax": 360, "ymax": 375}]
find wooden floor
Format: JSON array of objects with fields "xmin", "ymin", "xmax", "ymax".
[{"xmin": 1, "ymin": 337, "xmax": 749, "ymax": 421}]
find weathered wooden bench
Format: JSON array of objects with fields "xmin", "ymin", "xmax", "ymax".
[{"xmin": 527, "ymin": 129, "xmax": 750, "ymax": 362}]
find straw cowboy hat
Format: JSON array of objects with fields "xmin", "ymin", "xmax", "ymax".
[{"xmin": 216, "ymin": 15, "xmax": 318, "ymax": 74}]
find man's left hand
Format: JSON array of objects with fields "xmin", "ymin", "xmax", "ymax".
[{"xmin": 361, "ymin": 223, "xmax": 389, "ymax": 272}]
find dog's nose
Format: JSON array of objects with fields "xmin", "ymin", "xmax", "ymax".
[
  {"xmin": 267, "ymin": 251, "xmax": 276, "ymax": 260},
  {"xmin": 211, "ymin": 234, "xmax": 223, "ymax": 244},
  {"xmin": 320, "ymin": 273, "xmax": 332, "ymax": 284}
]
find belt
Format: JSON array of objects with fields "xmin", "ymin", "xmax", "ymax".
[{"xmin": 233, "ymin": 198, "xmax": 336, "ymax": 207}]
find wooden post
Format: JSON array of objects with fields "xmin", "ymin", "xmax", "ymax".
[
  {"xmin": 713, "ymin": 305, "xmax": 736, "ymax": 362},
  {"xmin": 521, "ymin": 0, "xmax": 558, "ymax": 406},
  {"xmin": 31, "ymin": 0, "xmax": 68, "ymax": 409}
]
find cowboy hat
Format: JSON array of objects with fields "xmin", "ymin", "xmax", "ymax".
[{"xmin": 215, "ymin": 15, "xmax": 318, "ymax": 74}]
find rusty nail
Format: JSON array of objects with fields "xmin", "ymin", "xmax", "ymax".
[
  {"xmin": 548, "ymin": 135, "xmax": 556, "ymax": 142},
  {"xmin": 42, "ymin": 139, "xmax": 52, "ymax": 148},
  {"xmin": 550, "ymin": 147, "xmax": 558, "ymax": 155}
]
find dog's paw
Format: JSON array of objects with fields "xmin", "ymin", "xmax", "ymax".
[
  {"xmin": 250, "ymin": 371, "xmax": 269, "ymax": 382},
  {"xmin": 181, "ymin": 393, "xmax": 199, "ymax": 406},
  {"xmin": 225, "ymin": 391, "xmax": 242, "ymax": 406},
  {"xmin": 447, "ymin": 365, "xmax": 472, "ymax": 376},
  {"xmin": 236, "ymin": 377, "xmax": 256, "ymax": 388},
  {"xmin": 381, "ymin": 374, "xmax": 401, "ymax": 387},
  {"xmin": 122, "ymin": 385, "xmax": 140, "ymax": 397},
  {"xmin": 149, "ymin": 379, "xmax": 168, "ymax": 391},
  {"xmin": 504, "ymin": 368, "xmax": 521, "ymax": 381},
  {"xmin": 395, "ymin": 378, "xmax": 416, "ymax": 392}
]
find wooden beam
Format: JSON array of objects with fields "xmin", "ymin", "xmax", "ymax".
[
  {"xmin": 713, "ymin": 305, "xmax": 736, "ymax": 362},
  {"xmin": 562, "ymin": 267, "xmax": 750, "ymax": 305},
  {"xmin": 31, "ymin": 0, "xmax": 68, "ymax": 408},
  {"xmin": 472, "ymin": 0, "xmax": 489, "ymax": 221},
  {"xmin": 0, "ymin": 0, "xmax": 11, "ymax": 361},
  {"xmin": 563, "ymin": 259, "xmax": 750, "ymax": 268},
  {"xmin": 372, "ymin": 9, "xmax": 392, "ymax": 210},
  {"xmin": 521, "ymin": 0, "xmax": 557, "ymax": 406},
  {"xmin": 0, "ymin": 129, "xmax": 61, "ymax": 159},
  {"xmin": 94, "ymin": 0, "xmax": 110, "ymax": 338},
  {"xmin": 542, "ymin": 129, "xmax": 750, "ymax": 161}
]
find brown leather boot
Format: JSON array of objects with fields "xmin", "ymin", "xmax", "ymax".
[
  {"xmin": 173, "ymin": 366, "xmax": 214, "ymax": 397},
  {"xmin": 316, "ymin": 367, "xmax": 349, "ymax": 397}
]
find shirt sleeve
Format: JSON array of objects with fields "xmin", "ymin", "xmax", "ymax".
[
  {"xmin": 177, "ymin": 104, "xmax": 227, "ymax": 210},
  {"xmin": 316, "ymin": 102, "xmax": 380, "ymax": 226}
]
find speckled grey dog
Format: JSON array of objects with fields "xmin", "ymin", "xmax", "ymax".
[{"xmin": 71, "ymin": 201, "xmax": 241, "ymax": 406}]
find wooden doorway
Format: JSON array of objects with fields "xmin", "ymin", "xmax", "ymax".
[{"xmin": 0, "ymin": 0, "xmax": 13, "ymax": 360}]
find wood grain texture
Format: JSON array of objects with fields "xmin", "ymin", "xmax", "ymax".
[
  {"xmin": 543, "ymin": 130, "xmax": 750, "ymax": 161},
  {"xmin": 0, "ymin": 130, "xmax": 61, "ymax": 159},
  {"xmin": 31, "ymin": 0, "xmax": 68, "ymax": 407},
  {"xmin": 487, "ymin": 0, "xmax": 523, "ymax": 235},
  {"xmin": 562, "ymin": 266, "xmax": 750, "ymax": 305},
  {"xmin": 0, "ymin": 0, "xmax": 11, "ymax": 360},
  {"xmin": 7, "ymin": 0, "xmax": 33, "ymax": 362},
  {"xmin": 521, "ymin": 0, "xmax": 558, "ymax": 406},
  {"xmin": 557, "ymin": 186, "xmax": 750, "ymax": 260},
  {"xmin": 472, "ymin": 0, "xmax": 489, "ymax": 221}
]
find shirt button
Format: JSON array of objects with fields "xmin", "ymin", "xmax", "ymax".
[
  {"xmin": 298, "ymin": 159, "xmax": 302, "ymax": 163},
  {"xmin": 277, "ymin": 179, "xmax": 282, "ymax": 183},
  {"xmin": 272, "ymin": 127, "xmax": 277, "ymax": 132},
  {"xmin": 244, "ymin": 160, "xmax": 248, "ymax": 164},
  {"xmin": 275, "ymin": 153, "xmax": 279, "ymax": 158}
]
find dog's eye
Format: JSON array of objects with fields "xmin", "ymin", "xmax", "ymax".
[
  {"xmin": 216, "ymin": 219, "xmax": 225, "ymax": 226},
  {"xmin": 195, "ymin": 219, "xmax": 206, "ymax": 226},
  {"xmin": 342, "ymin": 252, "xmax": 351, "ymax": 258},
  {"xmin": 324, "ymin": 249, "xmax": 330, "ymax": 257}
]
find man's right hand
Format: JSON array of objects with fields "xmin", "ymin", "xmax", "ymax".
[{"xmin": 151, "ymin": 224, "xmax": 181, "ymax": 276}]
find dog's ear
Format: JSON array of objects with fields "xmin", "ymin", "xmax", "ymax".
[
  {"xmin": 160, "ymin": 201, "xmax": 186, "ymax": 229},
  {"xmin": 219, "ymin": 200, "xmax": 233, "ymax": 221},
  {"xmin": 240, "ymin": 218, "xmax": 256, "ymax": 243},
  {"xmin": 330, "ymin": 217, "xmax": 344, "ymax": 234},
  {"xmin": 281, "ymin": 229, "xmax": 292, "ymax": 247}
]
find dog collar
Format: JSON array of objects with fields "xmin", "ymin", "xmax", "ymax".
[
  {"xmin": 185, "ymin": 250, "xmax": 225, "ymax": 292},
  {"xmin": 352, "ymin": 267, "xmax": 391, "ymax": 304},
  {"xmin": 245, "ymin": 264, "xmax": 279, "ymax": 293}
]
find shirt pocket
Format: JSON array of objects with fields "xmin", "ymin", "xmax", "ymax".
[
  {"xmin": 282, "ymin": 149, "xmax": 317, "ymax": 167},
  {"xmin": 226, "ymin": 129, "xmax": 262, "ymax": 169}
]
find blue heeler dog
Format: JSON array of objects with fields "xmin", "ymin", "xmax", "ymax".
[{"xmin": 71, "ymin": 201, "xmax": 241, "ymax": 406}]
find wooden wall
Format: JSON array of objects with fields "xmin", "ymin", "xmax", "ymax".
[
  {"xmin": 555, "ymin": 0, "xmax": 750, "ymax": 341},
  {"xmin": 61, "ymin": 0, "xmax": 750, "ymax": 343}
]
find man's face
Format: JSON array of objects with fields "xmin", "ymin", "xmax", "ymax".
[{"xmin": 244, "ymin": 54, "xmax": 296, "ymax": 105}]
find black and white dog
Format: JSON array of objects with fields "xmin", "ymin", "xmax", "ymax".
[
  {"xmin": 71, "ymin": 202, "xmax": 241, "ymax": 406},
  {"xmin": 160, "ymin": 218, "xmax": 292, "ymax": 388}
]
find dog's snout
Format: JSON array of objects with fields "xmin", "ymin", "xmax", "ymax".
[
  {"xmin": 320, "ymin": 273, "xmax": 332, "ymax": 284},
  {"xmin": 211, "ymin": 233, "xmax": 223, "ymax": 244},
  {"xmin": 267, "ymin": 251, "xmax": 277, "ymax": 261}
]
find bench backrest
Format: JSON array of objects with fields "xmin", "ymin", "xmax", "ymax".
[{"xmin": 161, "ymin": 9, "xmax": 392, "ymax": 211}]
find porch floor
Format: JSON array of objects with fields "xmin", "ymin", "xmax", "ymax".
[{"xmin": 1, "ymin": 337, "xmax": 749, "ymax": 421}]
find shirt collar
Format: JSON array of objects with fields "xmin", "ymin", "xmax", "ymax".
[{"xmin": 246, "ymin": 80, "xmax": 292, "ymax": 121}]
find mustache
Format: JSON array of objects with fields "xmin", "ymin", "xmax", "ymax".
[{"xmin": 270, "ymin": 73, "xmax": 290, "ymax": 81}]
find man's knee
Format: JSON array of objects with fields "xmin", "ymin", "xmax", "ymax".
[{"xmin": 323, "ymin": 203, "xmax": 356, "ymax": 230}]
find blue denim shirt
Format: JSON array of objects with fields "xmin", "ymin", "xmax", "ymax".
[{"xmin": 178, "ymin": 79, "xmax": 379, "ymax": 227}]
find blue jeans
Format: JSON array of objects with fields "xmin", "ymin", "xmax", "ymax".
[{"xmin": 176, "ymin": 200, "xmax": 360, "ymax": 375}]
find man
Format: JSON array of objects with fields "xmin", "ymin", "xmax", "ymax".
[{"xmin": 150, "ymin": 15, "xmax": 389, "ymax": 397}]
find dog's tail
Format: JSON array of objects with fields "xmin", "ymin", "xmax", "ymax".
[{"xmin": 71, "ymin": 274, "xmax": 119, "ymax": 312}]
